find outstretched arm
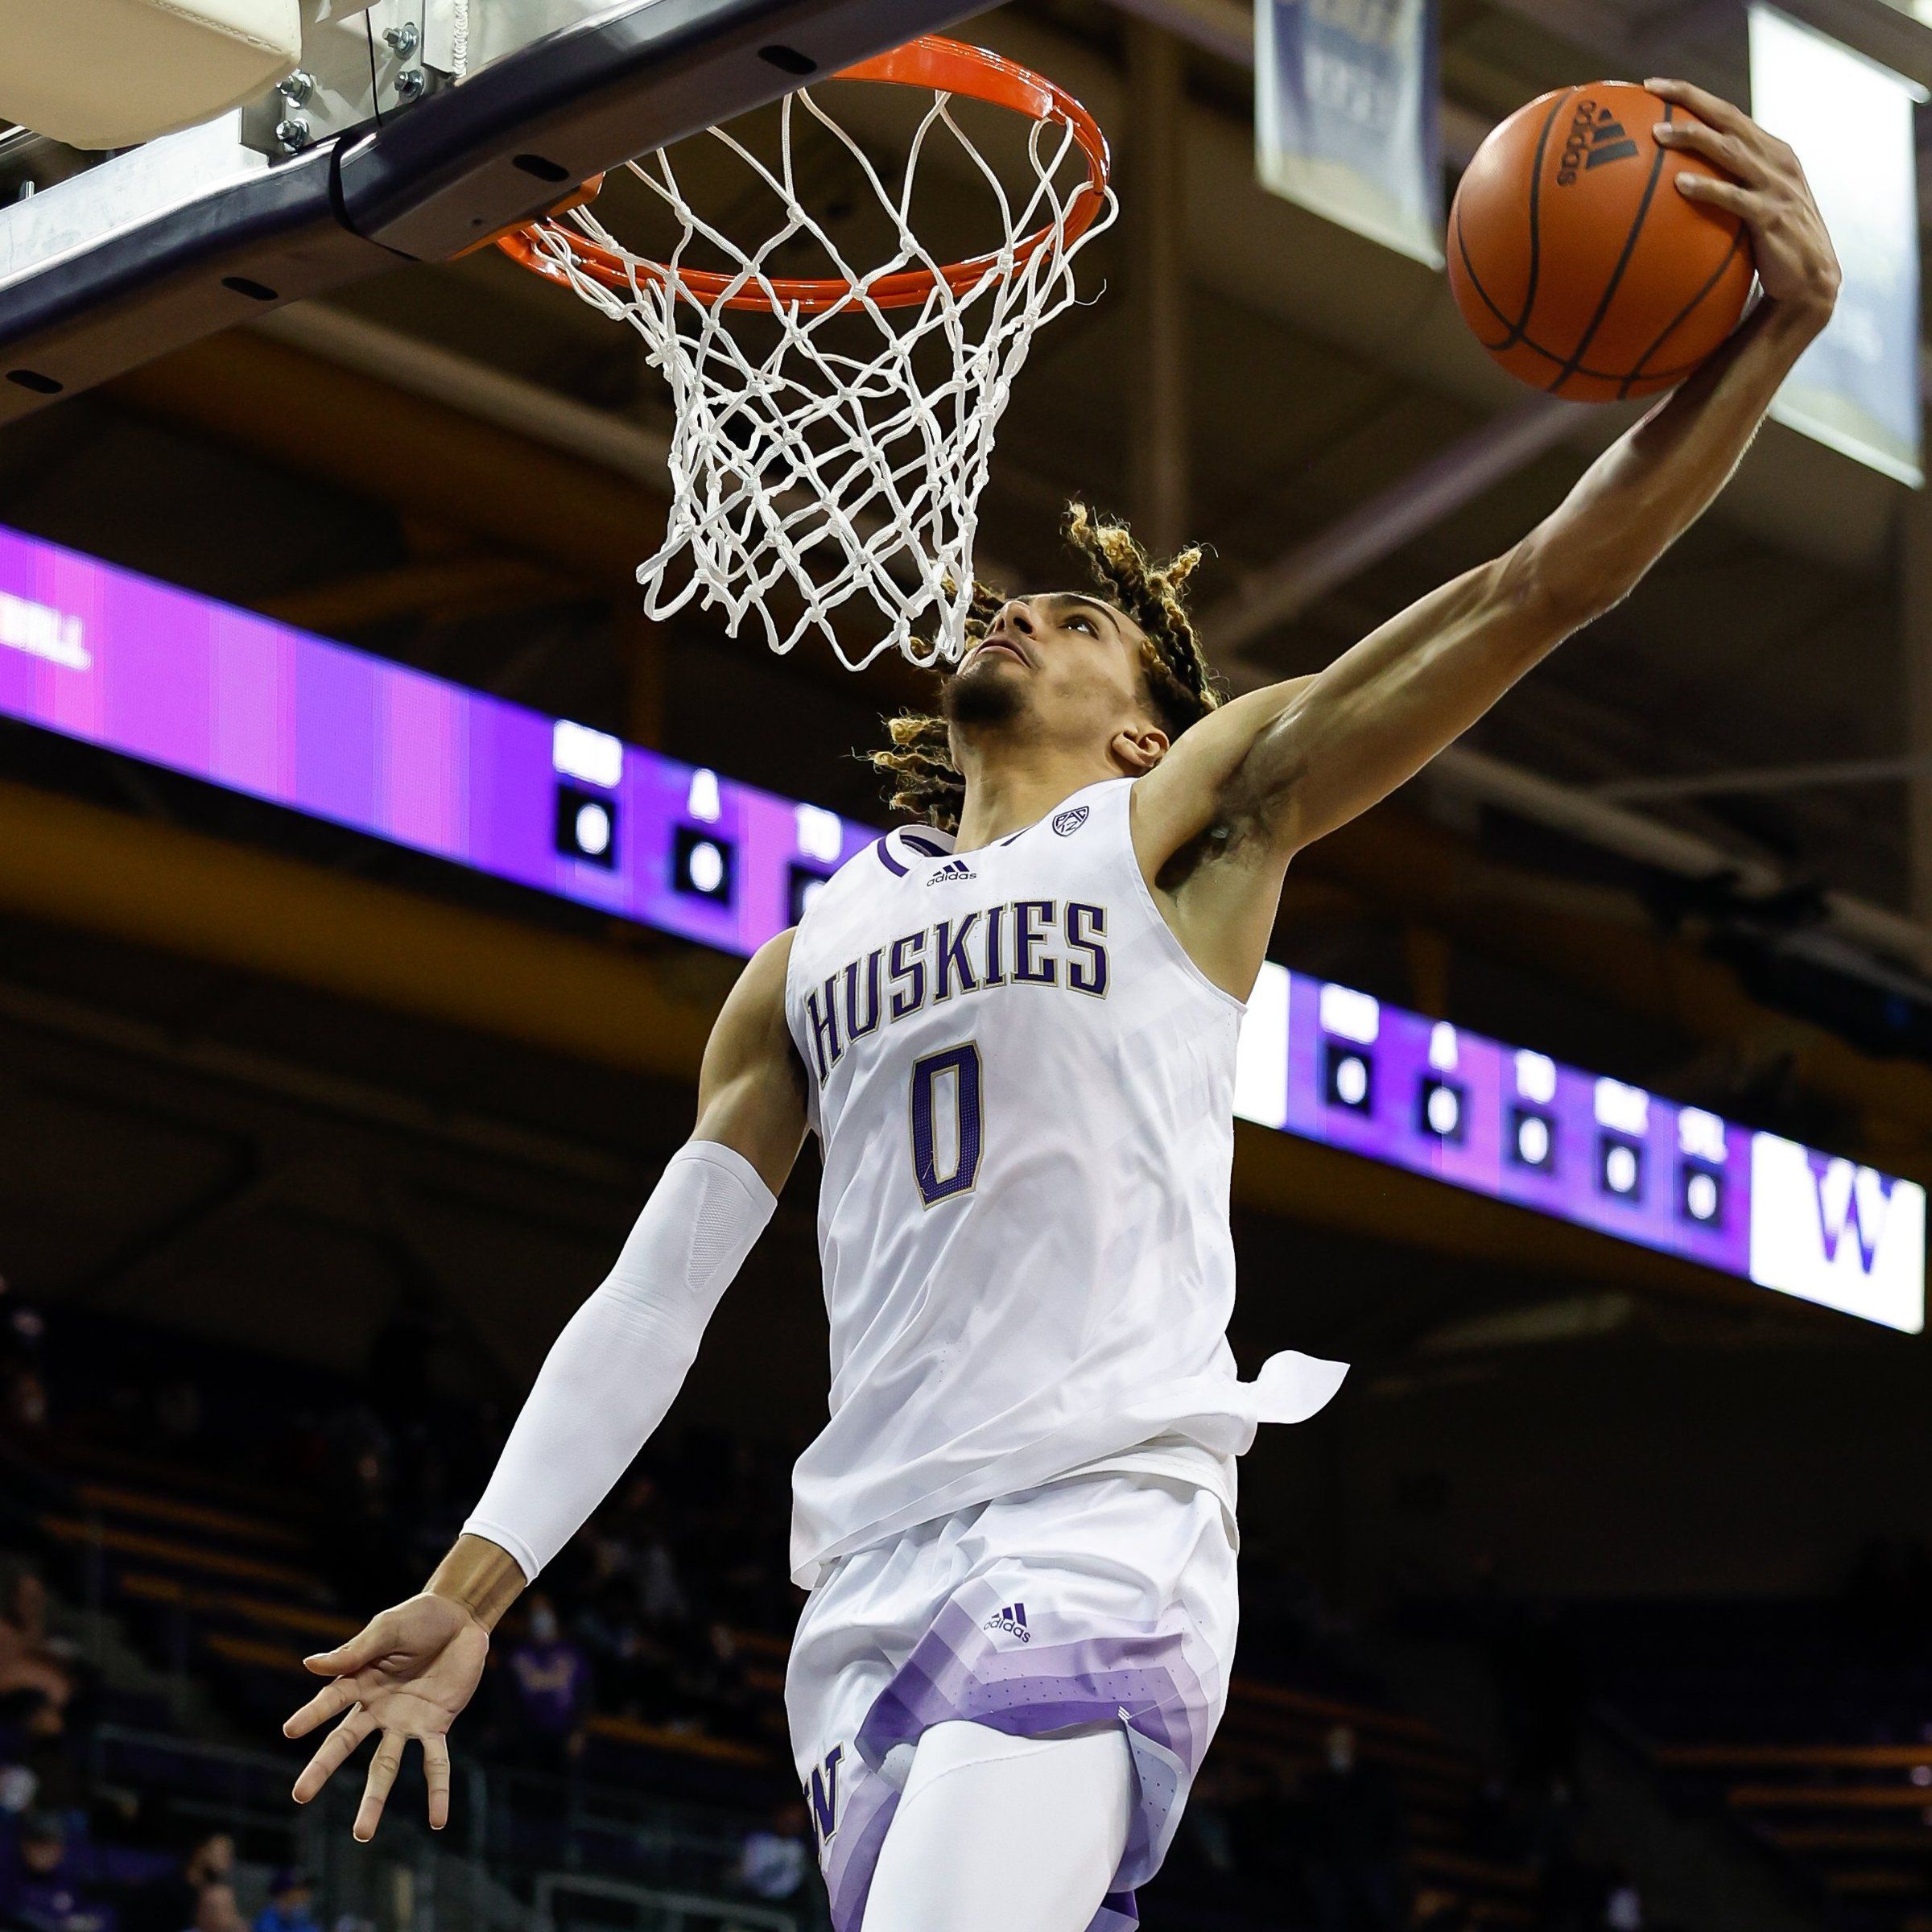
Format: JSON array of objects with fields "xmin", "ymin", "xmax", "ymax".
[
  {"xmin": 283, "ymin": 931, "xmax": 807, "ymax": 1838},
  {"xmin": 450, "ymin": 927, "xmax": 807, "ymax": 1596},
  {"xmin": 1136, "ymin": 81, "xmax": 1839, "ymax": 994}
]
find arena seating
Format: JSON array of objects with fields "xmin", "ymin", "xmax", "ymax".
[
  {"xmin": 6, "ymin": 1310, "xmax": 1551, "ymax": 1929},
  {"xmin": 1578, "ymin": 1598, "xmax": 1932, "ymax": 1931}
]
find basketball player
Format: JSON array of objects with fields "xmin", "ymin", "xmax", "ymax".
[{"xmin": 283, "ymin": 81, "xmax": 1835, "ymax": 1932}]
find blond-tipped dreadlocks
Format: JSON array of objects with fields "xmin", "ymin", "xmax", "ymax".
[{"xmin": 869, "ymin": 505, "xmax": 1224, "ymax": 832}]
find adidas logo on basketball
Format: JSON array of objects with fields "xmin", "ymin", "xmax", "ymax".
[
  {"xmin": 984, "ymin": 1602, "xmax": 1031, "ymax": 1643},
  {"xmin": 1558, "ymin": 100, "xmax": 1641, "ymax": 186},
  {"xmin": 927, "ymin": 858, "xmax": 976, "ymax": 886}
]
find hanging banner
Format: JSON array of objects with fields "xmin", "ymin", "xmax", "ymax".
[
  {"xmin": 1255, "ymin": 0, "xmax": 1443, "ymax": 270},
  {"xmin": 1749, "ymin": 6, "xmax": 1924, "ymax": 486}
]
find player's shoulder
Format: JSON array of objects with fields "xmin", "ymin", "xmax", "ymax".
[
  {"xmin": 733, "ymin": 927, "xmax": 798, "ymax": 1008},
  {"xmin": 868, "ymin": 821, "xmax": 956, "ymax": 878},
  {"xmin": 707, "ymin": 926, "xmax": 801, "ymax": 1078},
  {"xmin": 779, "ymin": 823, "xmax": 956, "ymax": 981},
  {"xmin": 1132, "ymin": 678, "xmax": 1319, "ymax": 868},
  {"xmin": 800, "ymin": 822, "xmax": 956, "ymax": 916}
]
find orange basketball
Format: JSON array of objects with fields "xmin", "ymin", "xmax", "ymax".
[{"xmin": 1447, "ymin": 83, "xmax": 1756, "ymax": 403}]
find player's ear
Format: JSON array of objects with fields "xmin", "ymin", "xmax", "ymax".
[{"xmin": 1111, "ymin": 723, "xmax": 1170, "ymax": 775}]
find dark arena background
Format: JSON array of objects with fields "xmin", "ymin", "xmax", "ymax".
[{"xmin": 4, "ymin": 2, "xmax": 1932, "ymax": 1931}]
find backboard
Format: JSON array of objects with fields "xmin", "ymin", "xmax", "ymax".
[{"xmin": 0, "ymin": 0, "xmax": 977, "ymax": 423}]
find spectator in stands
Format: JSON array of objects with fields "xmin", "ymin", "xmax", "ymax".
[
  {"xmin": 0, "ymin": 1697, "xmax": 79, "ymax": 1818},
  {"xmin": 675, "ymin": 1624, "xmax": 755, "ymax": 1741},
  {"xmin": 190, "ymin": 1887, "xmax": 244, "ymax": 1932},
  {"xmin": 250, "ymin": 1872, "xmax": 318, "ymax": 1932},
  {"xmin": 0, "ymin": 1575, "xmax": 72, "ymax": 1719},
  {"xmin": 1525, "ymin": 1778, "xmax": 1591, "ymax": 1928},
  {"xmin": 732, "ymin": 1798, "xmax": 810, "ymax": 1905},
  {"xmin": 571, "ymin": 1580, "xmax": 676, "ymax": 1724},
  {"xmin": 1171, "ymin": 1761, "xmax": 1242, "ymax": 1880},
  {"xmin": 317, "ymin": 1406, "xmax": 405, "ymax": 1601},
  {"xmin": 1298, "ymin": 1724, "xmax": 1407, "ymax": 1932},
  {"xmin": 604, "ymin": 1476, "xmax": 690, "ymax": 1629},
  {"xmin": 0, "ymin": 1282, "xmax": 47, "ymax": 1453},
  {"xmin": 1600, "ymin": 1870, "xmax": 1644, "ymax": 1931},
  {"xmin": 639, "ymin": 1537, "xmax": 690, "ymax": 1630},
  {"xmin": 125, "ymin": 1834, "xmax": 233, "ymax": 1932},
  {"xmin": 505, "ymin": 1596, "xmax": 589, "ymax": 1770},
  {"xmin": 0, "ymin": 1811, "xmax": 114, "ymax": 1932},
  {"xmin": 0, "ymin": 1281, "xmax": 39, "ymax": 1364},
  {"xmin": 1169, "ymin": 1756, "xmax": 1285, "ymax": 1895}
]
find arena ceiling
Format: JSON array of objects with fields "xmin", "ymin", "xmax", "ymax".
[
  {"xmin": 4, "ymin": 0, "xmax": 1932, "ymax": 1403},
  {"xmin": 4, "ymin": 0, "xmax": 1924, "ymax": 905}
]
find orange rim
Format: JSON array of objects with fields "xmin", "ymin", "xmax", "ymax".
[
  {"xmin": 495, "ymin": 35, "xmax": 1113, "ymax": 313},
  {"xmin": 458, "ymin": 173, "xmax": 605, "ymax": 258}
]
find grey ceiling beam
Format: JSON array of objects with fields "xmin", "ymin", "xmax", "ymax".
[
  {"xmin": 1425, "ymin": 747, "xmax": 1930, "ymax": 966},
  {"xmin": 1197, "ymin": 398, "xmax": 1580, "ymax": 654},
  {"xmin": 1596, "ymin": 751, "xmax": 1932, "ymax": 803}
]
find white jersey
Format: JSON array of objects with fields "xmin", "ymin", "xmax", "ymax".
[{"xmin": 782, "ymin": 776, "xmax": 1346, "ymax": 1587}]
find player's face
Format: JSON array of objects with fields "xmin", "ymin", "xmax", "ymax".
[{"xmin": 947, "ymin": 592, "xmax": 1157, "ymax": 753}]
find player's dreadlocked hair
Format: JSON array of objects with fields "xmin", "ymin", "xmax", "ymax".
[{"xmin": 869, "ymin": 503, "xmax": 1224, "ymax": 832}]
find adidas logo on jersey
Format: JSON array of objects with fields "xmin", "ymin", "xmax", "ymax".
[
  {"xmin": 1558, "ymin": 100, "xmax": 1640, "ymax": 185},
  {"xmin": 984, "ymin": 1602, "xmax": 1031, "ymax": 1643},
  {"xmin": 927, "ymin": 858, "xmax": 977, "ymax": 886}
]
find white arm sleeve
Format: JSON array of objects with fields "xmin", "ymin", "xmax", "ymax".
[{"xmin": 462, "ymin": 1140, "xmax": 775, "ymax": 1583}]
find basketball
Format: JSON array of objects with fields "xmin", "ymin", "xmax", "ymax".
[{"xmin": 1449, "ymin": 83, "xmax": 1757, "ymax": 402}]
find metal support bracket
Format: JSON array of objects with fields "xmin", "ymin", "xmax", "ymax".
[{"xmin": 0, "ymin": 0, "xmax": 979, "ymax": 423}]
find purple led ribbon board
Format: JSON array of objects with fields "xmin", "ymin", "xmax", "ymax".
[
  {"xmin": 0, "ymin": 522, "xmax": 1921, "ymax": 1331},
  {"xmin": 0, "ymin": 524, "xmax": 874, "ymax": 954},
  {"xmin": 1232, "ymin": 967, "xmax": 1924, "ymax": 1332}
]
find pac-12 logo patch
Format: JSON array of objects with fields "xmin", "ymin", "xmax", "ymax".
[{"xmin": 1052, "ymin": 805, "xmax": 1089, "ymax": 836}]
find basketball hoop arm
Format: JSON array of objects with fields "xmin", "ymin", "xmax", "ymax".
[{"xmin": 0, "ymin": 0, "xmax": 980, "ymax": 423}]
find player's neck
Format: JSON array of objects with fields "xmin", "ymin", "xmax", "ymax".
[{"xmin": 952, "ymin": 749, "xmax": 1116, "ymax": 852}]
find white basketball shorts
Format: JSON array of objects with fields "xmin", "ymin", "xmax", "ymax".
[{"xmin": 784, "ymin": 1467, "xmax": 1239, "ymax": 1932}]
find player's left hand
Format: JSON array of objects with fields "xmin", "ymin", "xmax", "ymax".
[
  {"xmin": 283, "ymin": 1591, "xmax": 488, "ymax": 1840},
  {"xmin": 1645, "ymin": 78, "xmax": 1841, "ymax": 322}
]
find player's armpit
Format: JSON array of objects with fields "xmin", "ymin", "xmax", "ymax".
[
  {"xmin": 1128, "ymin": 679, "xmax": 1316, "ymax": 884},
  {"xmin": 1124, "ymin": 682, "xmax": 1318, "ymax": 1005},
  {"xmin": 691, "ymin": 927, "xmax": 811, "ymax": 1195},
  {"xmin": 1223, "ymin": 553, "xmax": 1558, "ymax": 860}
]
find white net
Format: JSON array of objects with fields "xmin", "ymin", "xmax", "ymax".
[{"xmin": 513, "ymin": 54, "xmax": 1116, "ymax": 670}]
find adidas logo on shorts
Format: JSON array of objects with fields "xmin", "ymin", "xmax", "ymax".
[{"xmin": 984, "ymin": 1601, "xmax": 1030, "ymax": 1643}]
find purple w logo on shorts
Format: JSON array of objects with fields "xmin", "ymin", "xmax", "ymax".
[{"xmin": 807, "ymin": 1744, "xmax": 842, "ymax": 1843}]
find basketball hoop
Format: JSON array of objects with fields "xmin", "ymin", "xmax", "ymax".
[{"xmin": 496, "ymin": 35, "xmax": 1115, "ymax": 670}]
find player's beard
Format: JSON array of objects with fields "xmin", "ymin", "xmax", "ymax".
[{"xmin": 941, "ymin": 656, "xmax": 1028, "ymax": 733}]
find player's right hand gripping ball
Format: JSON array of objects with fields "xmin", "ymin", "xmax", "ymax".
[{"xmin": 1448, "ymin": 82, "xmax": 1756, "ymax": 403}]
